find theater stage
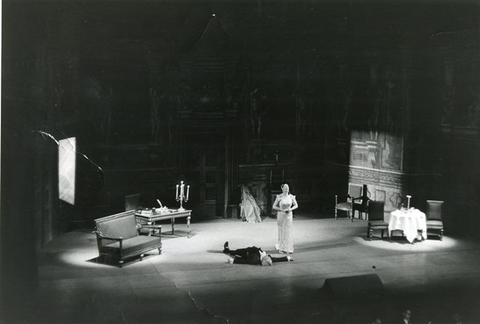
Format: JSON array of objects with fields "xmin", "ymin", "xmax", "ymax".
[{"xmin": 11, "ymin": 215, "xmax": 480, "ymax": 324}]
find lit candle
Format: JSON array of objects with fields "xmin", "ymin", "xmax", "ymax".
[
  {"xmin": 180, "ymin": 181, "xmax": 184, "ymax": 198},
  {"xmin": 176, "ymin": 184, "xmax": 179, "ymax": 199},
  {"xmin": 406, "ymin": 195, "xmax": 412, "ymax": 209},
  {"xmin": 186, "ymin": 185, "xmax": 190, "ymax": 201}
]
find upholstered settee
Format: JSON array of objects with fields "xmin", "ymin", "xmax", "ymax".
[{"xmin": 94, "ymin": 210, "xmax": 162, "ymax": 267}]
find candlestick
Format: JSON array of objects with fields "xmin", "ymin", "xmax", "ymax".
[
  {"xmin": 406, "ymin": 195, "xmax": 412, "ymax": 209},
  {"xmin": 180, "ymin": 181, "xmax": 184, "ymax": 199}
]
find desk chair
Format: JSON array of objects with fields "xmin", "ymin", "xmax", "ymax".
[
  {"xmin": 367, "ymin": 201, "xmax": 388, "ymax": 239},
  {"xmin": 125, "ymin": 193, "xmax": 140, "ymax": 211},
  {"xmin": 426, "ymin": 200, "xmax": 444, "ymax": 240}
]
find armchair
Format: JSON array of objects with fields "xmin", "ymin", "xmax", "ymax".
[
  {"xmin": 94, "ymin": 210, "xmax": 162, "ymax": 267},
  {"xmin": 367, "ymin": 201, "xmax": 388, "ymax": 239},
  {"xmin": 335, "ymin": 184, "xmax": 362, "ymax": 222},
  {"xmin": 426, "ymin": 200, "xmax": 444, "ymax": 240}
]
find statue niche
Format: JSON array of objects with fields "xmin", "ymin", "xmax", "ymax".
[
  {"xmin": 179, "ymin": 15, "xmax": 237, "ymax": 118},
  {"xmin": 192, "ymin": 83, "xmax": 221, "ymax": 113}
]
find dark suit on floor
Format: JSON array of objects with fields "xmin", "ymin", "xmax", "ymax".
[{"xmin": 224, "ymin": 246, "xmax": 289, "ymax": 265}]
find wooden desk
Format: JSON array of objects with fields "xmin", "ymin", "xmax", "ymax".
[{"xmin": 135, "ymin": 209, "xmax": 192, "ymax": 236}]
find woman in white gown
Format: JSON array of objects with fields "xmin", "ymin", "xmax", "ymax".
[{"xmin": 272, "ymin": 183, "xmax": 298, "ymax": 254}]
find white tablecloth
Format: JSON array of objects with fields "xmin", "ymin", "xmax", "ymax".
[{"xmin": 388, "ymin": 209, "xmax": 427, "ymax": 243}]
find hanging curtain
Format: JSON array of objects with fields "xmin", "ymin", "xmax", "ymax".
[{"xmin": 240, "ymin": 185, "xmax": 262, "ymax": 223}]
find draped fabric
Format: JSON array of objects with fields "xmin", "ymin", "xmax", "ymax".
[
  {"xmin": 274, "ymin": 194, "xmax": 295, "ymax": 253},
  {"xmin": 240, "ymin": 185, "xmax": 262, "ymax": 223}
]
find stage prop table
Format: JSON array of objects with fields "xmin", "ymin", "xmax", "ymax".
[
  {"xmin": 388, "ymin": 208, "xmax": 427, "ymax": 243},
  {"xmin": 135, "ymin": 209, "xmax": 192, "ymax": 236}
]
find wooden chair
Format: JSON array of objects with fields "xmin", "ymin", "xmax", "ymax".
[
  {"xmin": 352, "ymin": 184, "xmax": 371, "ymax": 220},
  {"xmin": 426, "ymin": 200, "xmax": 444, "ymax": 240},
  {"xmin": 367, "ymin": 201, "xmax": 388, "ymax": 240},
  {"xmin": 335, "ymin": 184, "xmax": 362, "ymax": 222}
]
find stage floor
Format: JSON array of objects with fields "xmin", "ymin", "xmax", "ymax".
[{"xmin": 13, "ymin": 215, "xmax": 480, "ymax": 323}]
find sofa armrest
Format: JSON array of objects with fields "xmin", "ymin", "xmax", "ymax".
[
  {"xmin": 95, "ymin": 229, "xmax": 124, "ymax": 246},
  {"xmin": 99, "ymin": 234, "xmax": 124, "ymax": 241}
]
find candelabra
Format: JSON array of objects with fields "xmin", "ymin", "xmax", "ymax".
[{"xmin": 175, "ymin": 181, "xmax": 190, "ymax": 211}]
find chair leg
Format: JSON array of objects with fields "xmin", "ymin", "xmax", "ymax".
[
  {"xmin": 335, "ymin": 207, "xmax": 338, "ymax": 220},
  {"xmin": 440, "ymin": 229, "xmax": 444, "ymax": 241}
]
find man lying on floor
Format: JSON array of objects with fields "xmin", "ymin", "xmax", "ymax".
[{"xmin": 223, "ymin": 241, "xmax": 293, "ymax": 266}]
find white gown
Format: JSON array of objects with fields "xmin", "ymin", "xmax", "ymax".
[{"xmin": 274, "ymin": 194, "xmax": 295, "ymax": 253}]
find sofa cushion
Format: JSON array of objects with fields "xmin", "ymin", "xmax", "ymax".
[{"xmin": 102, "ymin": 235, "xmax": 161, "ymax": 257}]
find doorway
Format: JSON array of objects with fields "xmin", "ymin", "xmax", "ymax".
[{"xmin": 182, "ymin": 132, "xmax": 226, "ymax": 218}]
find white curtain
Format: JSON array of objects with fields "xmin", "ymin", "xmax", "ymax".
[{"xmin": 240, "ymin": 185, "xmax": 262, "ymax": 223}]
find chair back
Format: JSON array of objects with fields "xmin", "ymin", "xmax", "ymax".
[
  {"xmin": 368, "ymin": 201, "xmax": 385, "ymax": 221},
  {"xmin": 351, "ymin": 184, "xmax": 370, "ymax": 213},
  {"xmin": 125, "ymin": 193, "xmax": 140, "ymax": 211},
  {"xmin": 426, "ymin": 200, "xmax": 444, "ymax": 221},
  {"xmin": 360, "ymin": 184, "xmax": 370, "ymax": 208},
  {"xmin": 349, "ymin": 184, "xmax": 362, "ymax": 198}
]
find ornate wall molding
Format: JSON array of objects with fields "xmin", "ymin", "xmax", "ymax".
[{"xmin": 348, "ymin": 166, "xmax": 406, "ymax": 188}]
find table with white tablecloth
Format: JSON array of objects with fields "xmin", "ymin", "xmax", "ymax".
[{"xmin": 388, "ymin": 208, "xmax": 427, "ymax": 243}]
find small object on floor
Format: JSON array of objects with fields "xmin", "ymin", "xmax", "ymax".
[
  {"xmin": 227, "ymin": 258, "xmax": 234, "ymax": 264},
  {"xmin": 287, "ymin": 256, "xmax": 293, "ymax": 262}
]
